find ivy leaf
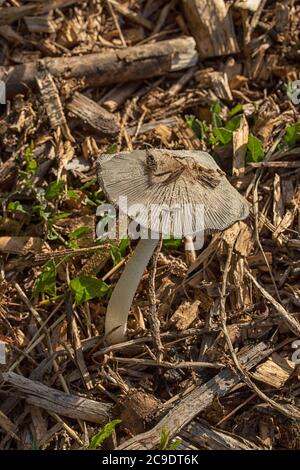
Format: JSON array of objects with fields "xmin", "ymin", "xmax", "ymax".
[
  {"xmin": 213, "ymin": 127, "xmax": 233, "ymax": 145},
  {"xmin": 69, "ymin": 226, "xmax": 90, "ymax": 240},
  {"xmin": 225, "ymin": 115, "xmax": 241, "ymax": 132},
  {"xmin": 247, "ymin": 134, "xmax": 264, "ymax": 162},
  {"xmin": 88, "ymin": 420, "xmax": 121, "ymax": 450},
  {"xmin": 119, "ymin": 238, "xmax": 129, "ymax": 255},
  {"xmin": 284, "ymin": 122, "xmax": 300, "ymax": 147},
  {"xmin": 230, "ymin": 103, "xmax": 243, "ymax": 116},
  {"xmin": 185, "ymin": 115, "xmax": 208, "ymax": 139},
  {"xmin": 106, "ymin": 143, "xmax": 118, "ymax": 154},
  {"xmin": 110, "ymin": 238, "xmax": 129, "ymax": 266},
  {"xmin": 69, "ymin": 276, "xmax": 110, "ymax": 305},
  {"xmin": 7, "ymin": 201, "xmax": 28, "ymax": 214},
  {"xmin": 211, "ymin": 101, "xmax": 223, "ymax": 128},
  {"xmin": 45, "ymin": 181, "xmax": 64, "ymax": 200},
  {"xmin": 163, "ymin": 238, "xmax": 182, "ymax": 249},
  {"xmin": 33, "ymin": 260, "xmax": 57, "ymax": 299},
  {"xmin": 25, "ymin": 145, "xmax": 37, "ymax": 174}
]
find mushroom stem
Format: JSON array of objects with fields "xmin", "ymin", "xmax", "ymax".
[
  {"xmin": 184, "ymin": 236, "xmax": 197, "ymax": 266},
  {"xmin": 105, "ymin": 237, "xmax": 159, "ymax": 344}
]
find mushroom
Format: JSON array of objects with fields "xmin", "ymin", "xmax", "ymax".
[{"xmin": 97, "ymin": 149, "xmax": 249, "ymax": 344}]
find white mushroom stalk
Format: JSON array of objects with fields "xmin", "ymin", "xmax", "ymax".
[
  {"xmin": 105, "ymin": 237, "xmax": 159, "ymax": 344},
  {"xmin": 97, "ymin": 149, "xmax": 249, "ymax": 345}
]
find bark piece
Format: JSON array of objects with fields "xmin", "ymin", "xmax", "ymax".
[
  {"xmin": 233, "ymin": 114, "xmax": 249, "ymax": 177},
  {"xmin": 0, "ymin": 155, "xmax": 18, "ymax": 191},
  {"xmin": 24, "ymin": 15, "xmax": 56, "ymax": 33},
  {"xmin": 235, "ymin": 0, "xmax": 263, "ymax": 12},
  {"xmin": 0, "ymin": 236, "xmax": 44, "ymax": 255},
  {"xmin": 36, "ymin": 65, "xmax": 73, "ymax": 141},
  {"xmin": 180, "ymin": 419, "xmax": 261, "ymax": 450},
  {"xmin": 194, "ymin": 69, "xmax": 233, "ymax": 101},
  {"xmin": 0, "ymin": 410, "xmax": 19, "ymax": 441},
  {"xmin": 117, "ymin": 341, "xmax": 273, "ymax": 449},
  {"xmin": 108, "ymin": 0, "xmax": 153, "ymax": 30},
  {"xmin": 0, "ymin": 0, "xmax": 78, "ymax": 26},
  {"xmin": 182, "ymin": 0, "xmax": 239, "ymax": 58},
  {"xmin": 252, "ymin": 353, "xmax": 295, "ymax": 389},
  {"xmin": 99, "ymin": 82, "xmax": 140, "ymax": 112},
  {"xmin": 2, "ymin": 371, "xmax": 112, "ymax": 424},
  {"xmin": 169, "ymin": 300, "xmax": 200, "ymax": 330},
  {"xmin": 1, "ymin": 37, "xmax": 198, "ymax": 98},
  {"xmin": 66, "ymin": 92, "xmax": 119, "ymax": 136}
]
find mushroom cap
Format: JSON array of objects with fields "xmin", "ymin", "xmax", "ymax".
[{"xmin": 97, "ymin": 149, "xmax": 249, "ymax": 237}]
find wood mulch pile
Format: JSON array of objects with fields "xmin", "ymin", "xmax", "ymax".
[{"xmin": 0, "ymin": 0, "xmax": 300, "ymax": 450}]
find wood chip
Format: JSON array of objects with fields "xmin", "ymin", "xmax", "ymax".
[
  {"xmin": 252, "ymin": 353, "xmax": 295, "ymax": 389},
  {"xmin": 66, "ymin": 92, "xmax": 119, "ymax": 136},
  {"xmin": 233, "ymin": 114, "xmax": 249, "ymax": 177},
  {"xmin": 2, "ymin": 371, "xmax": 112, "ymax": 424},
  {"xmin": 182, "ymin": 0, "xmax": 239, "ymax": 58},
  {"xmin": 24, "ymin": 15, "xmax": 56, "ymax": 34},
  {"xmin": 169, "ymin": 300, "xmax": 200, "ymax": 331},
  {"xmin": 36, "ymin": 64, "xmax": 74, "ymax": 141},
  {"xmin": 0, "ymin": 236, "xmax": 44, "ymax": 255}
]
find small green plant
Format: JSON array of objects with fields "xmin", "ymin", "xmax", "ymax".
[
  {"xmin": 186, "ymin": 101, "xmax": 242, "ymax": 146},
  {"xmin": 159, "ymin": 428, "xmax": 181, "ymax": 450},
  {"xmin": 87, "ymin": 419, "xmax": 121, "ymax": 450},
  {"xmin": 33, "ymin": 260, "xmax": 57, "ymax": 300},
  {"xmin": 247, "ymin": 134, "xmax": 265, "ymax": 162},
  {"xmin": 67, "ymin": 226, "xmax": 90, "ymax": 249},
  {"xmin": 110, "ymin": 238, "xmax": 129, "ymax": 266},
  {"xmin": 162, "ymin": 237, "xmax": 183, "ymax": 250},
  {"xmin": 69, "ymin": 275, "xmax": 110, "ymax": 305},
  {"xmin": 284, "ymin": 122, "xmax": 300, "ymax": 147},
  {"xmin": 106, "ymin": 143, "xmax": 118, "ymax": 154},
  {"xmin": 7, "ymin": 200, "xmax": 28, "ymax": 214},
  {"xmin": 24, "ymin": 144, "xmax": 37, "ymax": 174},
  {"xmin": 45, "ymin": 180, "xmax": 64, "ymax": 200}
]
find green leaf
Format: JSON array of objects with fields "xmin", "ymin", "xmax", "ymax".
[
  {"xmin": 69, "ymin": 276, "xmax": 110, "ymax": 305},
  {"xmin": 247, "ymin": 134, "xmax": 265, "ymax": 162},
  {"xmin": 69, "ymin": 226, "xmax": 90, "ymax": 240},
  {"xmin": 119, "ymin": 238, "xmax": 129, "ymax": 256},
  {"xmin": 106, "ymin": 143, "xmax": 118, "ymax": 154},
  {"xmin": 110, "ymin": 246, "xmax": 122, "ymax": 265},
  {"xmin": 185, "ymin": 115, "xmax": 208, "ymax": 140},
  {"xmin": 25, "ymin": 145, "xmax": 37, "ymax": 174},
  {"xmin": 33, "ymin": 260, "xmax": 57, "ymax": 298},
  {"xmin": 88, "ymin": 419, "xmax": 121, "ymax": 450},
  {"xmin": 110, "ymin": 238, "xmax": 129, "ymax": 266},
  {"xmin": 284, "ymin": 122, "xmax": 300, "ymax": 147},
  {"xmin": 45, "ymin": 181, "xmax": 64, "ymax": 200},
  {"xmin": 158, "ymin": 427, "xmax": 182, "ymax": 450},
  {"xmin": 166, "ymin": 438, "xmax": 182, "ymax": 450},
  {"xmin": 80, "ymin": 179, "xmax": 97, "ymax": 190},
  {"xmin": 211, "ymin": 101, "xmax": 222, "ymax": 115},
  {"xmin": 230, "ymin": 103, "xmax": 243, "ymax": 116},
  {"xmin": 159, "ymin": 428, "xmax": 170, "ymax": 450},
  {"xmin": 211, "ymin": 102, "xmax": 223, "ymax": 128},
  {"xmin": 225, "ymin": 115, "xmax": 241, "ymax": 132},
  {"xmin": 50, "ymin": 212, "xmax": 71, "ymax": 222},
  {"xmin": 66, "ymin": 189, "xmax": 79, "ymax": 199},
  {"xmin": 7, "ymin": 201, "xmax": 28, "ymax": 214},
  {"xmin": 163, "ymin": 238, "xmax": 182, "ymax": 249},
  {"xmin": 213, "ymin": 127, "xmax": 233, "ymax": 145}
]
